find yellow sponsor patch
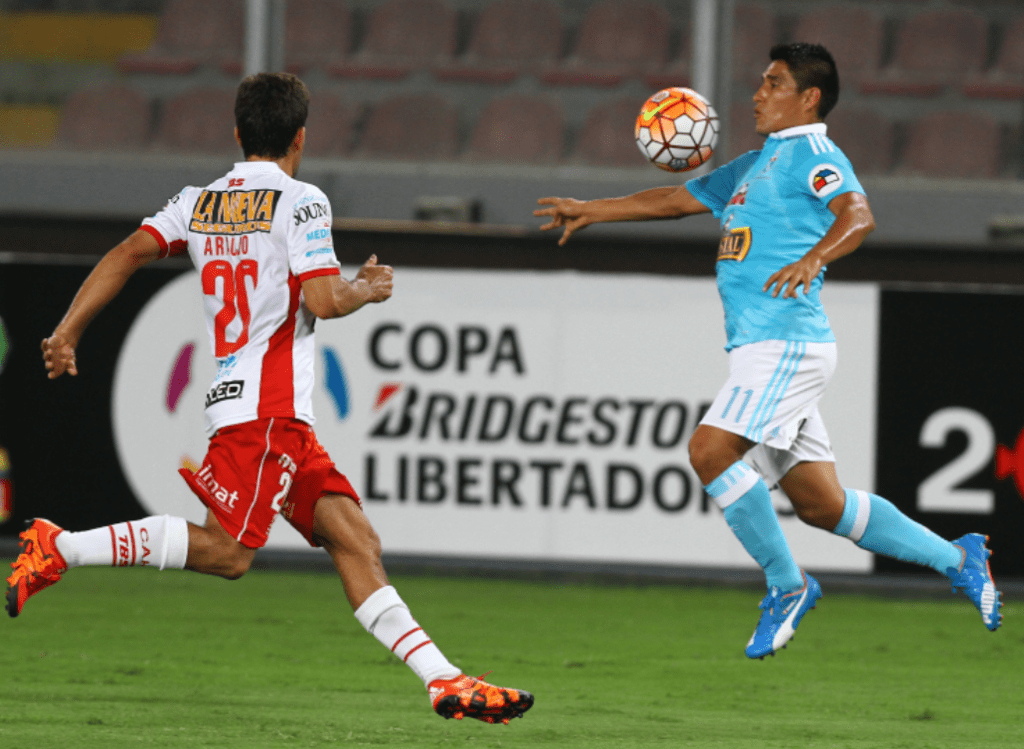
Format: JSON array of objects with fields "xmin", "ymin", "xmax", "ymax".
[{"xmin": 717, "ymin": 227, "xmax": 751, "ymax": 261}]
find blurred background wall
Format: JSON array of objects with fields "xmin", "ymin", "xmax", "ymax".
[{"xmin": 1, "ymin": 0, "xmax": 1024, "ymax": 245}]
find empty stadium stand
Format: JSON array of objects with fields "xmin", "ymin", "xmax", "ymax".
[{"xmin": 118, "ymin": 0, "xmax": 243, "ymax": 75}]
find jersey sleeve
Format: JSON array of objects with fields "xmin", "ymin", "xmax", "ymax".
[
  {"xmin": 685, "ymin": 151, "xmax": 761, "ymax": 218},
  {"xmin": 140, "ymin": 188, "xmax": 192, "ymax": 259},
  {"xmin": 287, "ymin": 185, "xmax": 341, "ymax": 282},
  {"xmin": 794, "ymin": 143, "xmax": 865, "ymax": 205}
]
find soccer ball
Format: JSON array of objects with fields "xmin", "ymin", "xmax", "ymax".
[{"xmin": 635, "ymin": 87, "xmax": 718, "ymax": 172}]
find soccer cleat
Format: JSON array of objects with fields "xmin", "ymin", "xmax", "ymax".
[
  {"xmin": 947, "ymin": 533, "xmax": 1002, "ymax": 632},
  {"xmin": 428, "ymin": 673, "xmax": 534, "ymax": 724},
  {"xmin": 745, "ymin": 572, "xmax": 822, "ymax": 659},
  {"xmin": 5, "ymin": 518, "xmax": 68, "ymax": 618}
]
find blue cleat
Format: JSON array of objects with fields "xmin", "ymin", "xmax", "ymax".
[
  {"xmin": 947, "ymin": 534, "xmax": 1002, "ymax": 632},
  {"xmin": 745, "ymin": 572, "xmax": 822, "ymax": 660}
]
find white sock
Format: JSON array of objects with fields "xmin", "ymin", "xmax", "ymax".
[
  {"xmin": 55, "ymin": 515, "xmax": 189, "ymax": 570},
  {"xmin": 354, "ymin": 585, "xmax": 461, "ymax": 686}
]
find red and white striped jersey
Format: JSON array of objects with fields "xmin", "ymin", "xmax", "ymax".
[{"xmin": 141, "ymin": 161, "xmax": 341, "ymax": 435}]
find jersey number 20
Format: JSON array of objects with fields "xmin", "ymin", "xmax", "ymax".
[{"xmin": 202, "ymin": 259, "xmax": 258, "ymax": 357}]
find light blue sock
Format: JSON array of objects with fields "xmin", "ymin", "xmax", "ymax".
[
  {"xmin": 705, "ymin": 461, "xmax": 804, "ymax": 592},
  {"xmin": 834, "ymin": 489, "xmax": 962, "ymax": 574}
]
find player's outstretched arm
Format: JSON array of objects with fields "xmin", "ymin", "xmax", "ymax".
[
  {"xmin": 302, "ymin": 255, "xmax": 394, "ymax": 320},
  {"xmin": 42, "ymin": 229, "xmax": 162, "ymax": 379},
  {"xmin": 534, "ymin": 186, "xmax": 710, "ymax": 246},
  {"xmin": 763, "ymin": 192, "xmax": 876, "ymax": 299}
]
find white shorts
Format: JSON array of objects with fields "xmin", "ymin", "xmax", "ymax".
[{"xmin": 699, "ymin": 340, "xmax": 837, "ymax": 486}]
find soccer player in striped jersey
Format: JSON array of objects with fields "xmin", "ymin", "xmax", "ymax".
[
  {"xmin": 535, "ymin": 43, "xmax": 1001, "ymax": 658},
  {"xmin": 9, "ymin": 72, "xmax": 532, "ymax": 724}
]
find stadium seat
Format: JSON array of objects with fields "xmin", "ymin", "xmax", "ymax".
[
  {"xmin": 303, "ymin": 92, "xmax": 360, "ymax": 157},
  {"xmin": 860, "ymin": 9, "xmax": 988, "ymax": 96},
  {"xmin": 898, "ymin": 109, "xmax": 1001, "ymax": 179},
  {"xmin": 466, "ymin": 94, "xmax": 563, "ymax": 164},
  {"xmin": 153, "ymin": 88, "xmax": 239, "ymax": 154},
  {"xmin": 824, "ymin": 107, "xmax": 895, "ymax": 176},
  {"xmin": 791, "ymin": 5, "xmax": 883, "ymax": 87},
  {"xmin": 118, "ymin": 0, "xmax": 244, "ymax": 75},
  {"xmin": 55, "ymin": 84, "xmax": 151, "ymax": 151},
  {"xmin": 732, "ymin": 2, "xmax": 777, "ymax": 90},
  {"xmin": 964, "ymin": 14, "xmax": 1024, "ymax": 100},
  {"xmin": 540, "ymin": 0, "xmax": 671, "ymax": 87},
  {"xmin": 329, "ymin": 0, "xmax": 456, "ymax": 79},
  {"xmin": 286, "ymin": 0, "xmax": 352, "ymax": 74},
  {"xmin": 435, "ymin": 0, "xmax": 563, "ymax": 84},
  {"xmin": 356, "ymin": 93, "xmax": 458, "ymax": 161},
  {"xmin": 571, "ymin": 96, "xmax": 649, "ymax": 168},
  {"xmin": 645, "ymin": 24, "xmax": 691, "ymax": 91}
]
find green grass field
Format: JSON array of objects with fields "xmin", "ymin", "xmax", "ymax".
[{"xmin": 0, "ymin": 565, "xmax": 1020, "ymax": 749}]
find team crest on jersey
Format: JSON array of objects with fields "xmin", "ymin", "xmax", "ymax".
[
  {"xmin": 189, "ymin": 189, "xmax": 283, "ymax": 235},
  {"xmin": 808, "ymin": 164, "xmax": 843, "ymax": 198},
  {"xmin": 727, "ymin": 183, "xmax": 749, "ymax": 207},
  {"xmin": 717, "ymin": 226, "xmax": 751, "ymax": 262}
]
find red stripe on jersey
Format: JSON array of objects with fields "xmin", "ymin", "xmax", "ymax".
[
  {"xmin": 298, "ymin": 267, "xmax": 341, "ymax": 283},
  {"xmin": 139, "ymin": 224, "xmax": 167, "ymax": 252},
  {"xmin": 138, "ymin": 225, "xmax": 187, "ymax": 259},
  {"xmin": 391, "ymin": 627, "xmax": 423, "ymax": 653},
  {"xmin": 108, "ymin": 525, "xmax": 117, "ymax": 566},
  {"xmin": 258, "ymin": 273, "xmax": 301, "ymax": 419}
]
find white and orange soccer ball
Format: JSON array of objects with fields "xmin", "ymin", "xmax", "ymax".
[{"xmin": 635, "ymin": 87, "xmax": 718, "ymax": 172}]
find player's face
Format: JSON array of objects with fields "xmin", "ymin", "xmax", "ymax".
[{"xmin": 752, "ymin": 61, "xmax": 819, "ymax": 135}]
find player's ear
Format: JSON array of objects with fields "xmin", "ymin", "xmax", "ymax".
[
  {"xmin": 292, "ymin": 127, "xmax": 305, "ymax": 153},
  {"xmin": 803, "ymin": 87, "xmax": 822, "ymax": 118},
  {"xmin": 234, "ymin": 126, "xmax": 243, "ymax": 148}
]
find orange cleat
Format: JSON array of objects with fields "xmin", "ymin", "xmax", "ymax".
[
  {"xmin": 5, "ymin": 518, "xmax": 68, "ymax": 618},
  {"xmin": 428, "ymin": 673, "xmax": 534, "ymax": 724}
]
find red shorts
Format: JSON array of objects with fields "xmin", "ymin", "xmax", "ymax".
[{"xmin": 178, "ymin": 417, "xmax": 360, "ymax": 549}]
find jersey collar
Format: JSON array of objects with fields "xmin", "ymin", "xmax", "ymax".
[
  {"xmin": 767, "ymin": 122, "xmax": 827, "ymax": 140},
  {"xmin": 231, "ymin": 160, "xmax": 286, "ymax": 174}
]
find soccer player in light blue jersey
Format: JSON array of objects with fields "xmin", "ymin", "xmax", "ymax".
[{"xmin": 535, "ymin": 43, "xmax": 1001, "ymax": 658}]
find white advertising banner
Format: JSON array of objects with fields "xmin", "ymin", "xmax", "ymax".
[{"xmin": 112, "ymin": 268, "xmax": 878, "ymax": 572}]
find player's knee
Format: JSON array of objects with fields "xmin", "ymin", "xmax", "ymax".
[
  {"xmin": 792, "ymin": 501, "xmax": 838, "ymax": 531},
  {"xmin": 213, "ymin": 544, "xmax": 254, "ymax": 580},
  {"xmin": 688, "ymin": 433, "xmax": 720, "ymax": 483}
]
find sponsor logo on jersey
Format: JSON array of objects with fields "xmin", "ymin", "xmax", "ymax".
[
  {"xmin": 189, "ymin": 189, "xmax": 283, "ymax": 235},
  {"xmin": 195, "ymin": 464, "xmax": 240, "ymax": 508},
  {"xmin": 808, "ymin": 164, "xmax": 843, "ymax": 198},
  {"xmin": 717, "ymin": 226, "xmax": 751, "ymax": 262},
  {"xmin": 294, "ymin": 201, "xmax": 330, "ymax": 226},
  {"xmin": 727, "ymin": 183, "xmax": 749, "ymax": 207},
  {"xmin": 205, "ymin": 379, "xmax": 245, "ymax": 408},
  {"xmin": 306, "ymin": 228, "xmax": 330, "ymax": 242}
]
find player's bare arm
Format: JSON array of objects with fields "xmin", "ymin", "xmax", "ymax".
[
  {"xmin": 42, "ymin": 229, "xmax": 162, "ymax": 379},
  {"xmin": 302, "ymin": 254, "xmax": 394, "ymax": 319},
  {"xmin": 763, "ymin": 191, "xmax": 875, "ymax": 299},
  {"xmin": 535, "ymin": 186, "xmax": 710, "ymax": 246}
]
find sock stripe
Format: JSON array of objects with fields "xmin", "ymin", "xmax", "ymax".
[
  {"xmin": 849, "ymin": 489, "xmax": 871, "ymax": 543},
  {"xmin": 705, "ymin": 461, "xmax": 761, "ymax": 510},
  {"xmin": 126, "ymin": 521, "xmax": 137, "ymax": 566},
  {"xmin": 403, "ymin": 639, "xmax": 433, "ymax": 663},
  {"xmin": 391, "ymin": 626, "xmax": 423, "ymax": 653}
]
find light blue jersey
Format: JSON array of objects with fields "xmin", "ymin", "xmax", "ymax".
[{"xmin": 686, "ymin": 123, "xmax": 864, "ymax": 351}]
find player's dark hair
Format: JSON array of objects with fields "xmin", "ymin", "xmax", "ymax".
[
  {"xmin": 234, "ymin": 72, "xmax": 310, "ymax": 159},
  {"xmin": 769, "ymin": 43, "xmax": 839, "ymax": 120}
]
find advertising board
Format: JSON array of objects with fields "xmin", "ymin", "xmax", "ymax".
[{"xmin": 112, "ymin": 268, "xmax": 878, "ymax": 571}]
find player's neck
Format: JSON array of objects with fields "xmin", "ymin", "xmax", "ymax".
[{"xmin": 245, "ymin": 154, "xmax": 298, "ymax": 177}]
